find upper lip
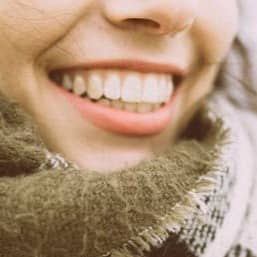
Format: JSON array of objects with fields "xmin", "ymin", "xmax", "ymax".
[{"xmin": 49, "ymin": 59, "xmax": 187, "ymax": 77}]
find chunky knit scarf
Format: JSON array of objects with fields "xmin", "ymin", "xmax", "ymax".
[{"xmin": 0, "ymin": 90, "xmax": 256, "ymax": 257}]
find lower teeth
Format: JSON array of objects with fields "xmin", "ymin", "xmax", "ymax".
[
  {"xmin": 86, "ymin": 95, "xmax": 163, "ymax": 113},
  {"xmin": 56, "ymin": 83, "xmax": 164, "ymax": 113}
]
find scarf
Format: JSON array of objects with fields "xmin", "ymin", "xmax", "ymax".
[{"xmin": 0, "ymin": 90, "xmax": 256, "ymax": 257}]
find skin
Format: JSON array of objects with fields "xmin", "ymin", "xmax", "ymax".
[{"xmin": 0, "ymin": 0, "xmax": 238, "ymax": 172}]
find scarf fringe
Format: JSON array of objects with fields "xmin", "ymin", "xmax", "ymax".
[
  {"xmin": 102, "ymin": 172, "xmax": 219, "ymax": 257},
  {"xmin": 100, "ymin": 114, "xmax": 233, "ymax": 257},
  {"xmin": 42, "ymin": 154, "xmax": 223, "ymax": 257},
  {"xmin": 41, "ymin": 107, "xmax": 233, "ymax": 257}
]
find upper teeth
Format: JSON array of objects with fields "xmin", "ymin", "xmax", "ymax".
[{"xmin": 56, "ymin": 70, "xmax": 174, "ymax": 104}]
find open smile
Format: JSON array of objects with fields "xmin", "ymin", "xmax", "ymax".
[{"xmin": 48, "ymin": 60, "xmax": 185, "ymax": 136}]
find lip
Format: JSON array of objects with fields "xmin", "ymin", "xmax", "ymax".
[
  {"xmin": 49, "ymin": 59, "xmax": 185, "ymax": 136},
  {"xmin": 53, "ymin": 85, "xmax": 178, "ymax": 136},
  {"xmin": 49, "ymin": 59, "xmax": 187, "ymax": 77}
]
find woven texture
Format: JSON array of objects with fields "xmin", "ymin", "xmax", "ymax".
[
  {"xmin": 0, "ymin": 92, "xmax": 245, "ymax": 257},
  {"xmin": 214, "ymin": 0, "xmax": 257, "ymax": 255},
  {"xmin": 1, "ymin": 90, "xmax": 256, "ymax": 257}
]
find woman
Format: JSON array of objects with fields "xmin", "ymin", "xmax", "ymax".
[{"xmin": 0, "ymin": 0, "xmax": 256, "ymax": 256}]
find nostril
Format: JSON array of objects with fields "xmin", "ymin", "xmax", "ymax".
[{"xmin": 123, "ymin": 18, "xmax": 161, "ymax": 30}]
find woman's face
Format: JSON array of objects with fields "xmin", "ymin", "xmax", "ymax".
[{"xmin": 0, "ymin": 0, "xmax": 238, "ymax": 172}]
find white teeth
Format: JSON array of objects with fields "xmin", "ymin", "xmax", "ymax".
[
  {"xmin": 142, "ymin": 74, "xmax": 159, "ymax": 103},
  {"xmin": 121, "ymin": 73, "xmax": 142, "ymax": 103},
  {"xmin": 166, "ymin": 79, "xmax": 174, "ymax": 102},
  {"xmin": 137, "ymin": 103, "xmax": 153, "ymax": 113},
  {"xmin": 73, "ymin": 75, "xmax": 87, "ymax": 96},
  {"xmin": 104, "ymin": 73, "xmax": 121, "ymax": 100},
  {"xmin": 63, "ymin": 74, "xmax": 73, "ymax": 91},
  {"xmin": 87, "ymin": 73, "xmax": 103, "ymax": 100},
  {"xmin": 57, "ymin": 70, "xmax": 178, "ymax": 113},
  {"xmin": 158, "ymin": 76, "xmax": 168, "ymax": 103}
]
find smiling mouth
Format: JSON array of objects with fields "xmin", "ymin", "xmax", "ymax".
[{"xmin": 48, "ymin": 60, "xmax": 185, "ymax": 136}]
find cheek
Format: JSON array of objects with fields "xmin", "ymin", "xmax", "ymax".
[
  {"xmin": 0, "ymin": 1, "xmax": 93, "ymax": 58},
  {"xmin": 172, "ymin": 64, "xmax": 220, "ymax": 137},
  {"xmin": 192, "ymin": 0, "xmax": 238, "ymax": 63}
]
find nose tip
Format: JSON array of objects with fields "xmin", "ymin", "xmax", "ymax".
[{"xmin": 103, "ymin": 0, "xmax": 198, "ymax": 36}]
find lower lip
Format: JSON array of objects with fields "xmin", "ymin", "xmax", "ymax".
[{"xmin": 53, "ymin": 85, "xmax": 177, "ymax": 136}]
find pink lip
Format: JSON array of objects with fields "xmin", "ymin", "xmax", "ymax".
[
  {"xmin": 50, "ymin": 60, "xmax": 185, "ymax": 136},
  {"xmin": 53, "ymin": 86, "xmax": 178, "ymax": 136},
  {"xmin": 50, "ymin": 59, "xmax": 187, "ymax": 76}
]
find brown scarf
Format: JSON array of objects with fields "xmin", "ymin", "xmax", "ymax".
[{"xmin": 0, "ymin": 93, "xmax": 248, "ymax": 257}]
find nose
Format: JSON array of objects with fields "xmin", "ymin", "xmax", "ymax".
[{"xmin": 102, "ymin": 0, "xmax": 199, "ymax": 36}]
